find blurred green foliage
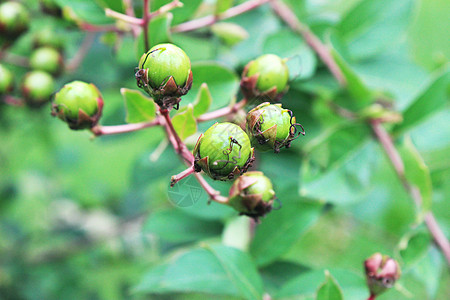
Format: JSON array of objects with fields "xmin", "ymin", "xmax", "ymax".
[{"xmin": 0, "ymin": 0, "xmax": 449, "ymax": 299}]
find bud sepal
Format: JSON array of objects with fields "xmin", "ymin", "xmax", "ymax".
[
  {"xmin": 364, "ymin": 253, "xmax": 401, "ymax": 297},
  {"xmin": 246, "ymin": 102, "xmax": 305, "ymax": 153}
]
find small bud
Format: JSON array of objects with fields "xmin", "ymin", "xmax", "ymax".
[
  {"xmin": 33, "ymin": 28, "xmax": 63, "ymax": 50},
  {"xmin": 364, "ymin": 253, "xmax": 401, "ymax": 297},
  {"xmin": 51, "ymin": 81, "xmax": 103, "ymax": 130},
  {"xmin": 246, "ymin": 102, "xmax": 305, "ymax": 153},
  {"xmin": 136, "ymin": 43, "xmax": 193, "ymax": 110},
  {"xmin": 0, "ymin": 64, "xmax": 14, "ymax": 95},
  {"xmin": 228, "ymin": 171, "xmax": 276, "ymax": 220},
  {"xmin": 21, "ymin": 71, "xmax": 55, "ymax": 108},
  {"xmin": 30, "ymin": 47, "xmax": 64, "ymax": 76},
  {"xmin": 0, "ymin": 1, "xmax": 30, "ymax": 39},
  {"xmin": 193, "ymin": 122, "xmax": 255, "ymax": 181},
  {"xmin": 241, "ymin": 54, "xmax": 289, "ymax": 102},
  {"xmin": 211, "ymin": 22, "xmax": 249, "ymax": 46}
]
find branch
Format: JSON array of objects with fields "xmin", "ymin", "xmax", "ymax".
[
  {"xmin": 66, "ymin": 33, "xmax": 96, "ymax": 72},
  {"xmin": 270, "ymin": 0, "xmax": 346, "ymax": 86},
  {"xmin": 171, "ymin": 0, "xmax": 272, "ymax": 33},
  {"xmin": 148, "ymin": 0, "xmax": 183, "ymax": 19},
  {"xmin": 3, "ymin": 95, "xmax": 25, "ymax": 106},
  {"xmin": 142, "ymin": 0, "xmax": 150, "ymax": 52},
  {"xmin": 170, "ymin": 164, "xmax": 195, "ymax": 187},
  {"xmin": 197, "ymin": 98, "xmax": 247, "ymax": 122},
  {"xmin": 194, "ymin": 173, "xmax": 229, "ymax": 204},
  {"xmin": 105, "ymin": 8, "xmax": 143, "ymax": 25},
  {"xmin": 1, "ymin": 52, "xmax": 29, "ymax": 68},
  {"xmin": 371, "ymin": 120, "xmax": 450, "ymax": 265},
  {"xmin": 91, "ymin": 117, "xmax": 161, "ymax": 136},
  {"xmin": 79, "ymin": 23, "xmax": 123, "ymax": 33}
]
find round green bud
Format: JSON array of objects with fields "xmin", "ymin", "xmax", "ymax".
[
  {"xmin": 21, "ymin": 71, "xmax": 55, "ymax": 106},
  {"xmin": 53, "ymin": 81, "xmax": 100, "ymax": 120},
  {"xmin": 33, "ymin": 28, "xmax": 63, "ymax": 49},
  {"xmin": 246, "ymin": 54, "xmax": 289, "ymax": 93},
  {"xmin": 193, "ymin": 122, "xmax": 254, "ymax": 181},
  {"xmin": 138, "ymin": 43, "xmax": 191, "ymax": 89},
  {"xmin": 30, "ymin": 47, "xmax": 63, "ymax": 75},
  {"xmin": 228, "ymin": 171, "xmax": 276, "ymax": 220},
  {"xmin": 246, "ymin": 102, "xmax": 304, "ymax": 153},
  {"xmin": 0, "ymin": 2, "xmax": 30, "ymax": 38},
  {"xmin": 0, "ymin": 64, "xmax": 14, "ymax": 95}
]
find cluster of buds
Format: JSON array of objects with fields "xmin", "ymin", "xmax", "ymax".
[
  {"xmin": 193, "ymin": 122, "xmax": 255, "ymax": 181},
  {"xmin": 364, "ymin": 253, "xmax": 401, "ymax": 297},
  {"xmin": 228, "ymin": 171, "xmax": 276, "ymax": 220},
  {"xmin": 136, "ymin": 43, "xmax": 193, "ymax": 110},
  {"xmin": 246, "ymin": 102, "xmax": 305, "ymax": 153},
  {"xmin": 240, "ymin": 54, "xmax": 289, "ymax": 102},
  {"xmin": 51, "ymin": 81, "xmax": 104, "ymax": 130}
]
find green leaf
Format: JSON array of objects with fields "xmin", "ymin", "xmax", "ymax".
[
  {"xmin": 394, "ymin": 68, "xmax": 450, "ymax": 134},
  {"xmin": 300, "ymin": 141, "xmax": 379, "ymax": 205},
  {"xmin": 135, "ymin": 245, "xmax": 264, "ymax": 299},
  {"xmin": 397, "ymin": 230, "xmax": 431, "ymax": 269},
  {"xmin": 193, "ymin": 83, "xmax": 213, "ymax": 117},
  {"xmin": 337, "ymin": 0, "xmax": 414, "ymax": 60},
  {"xmin": 216, "ymin": 0, "xmax": 234, "ymax": 15},
  {"xmin": 250, "ymin": 202, "xmax": 323, "ymax": 266},
  {"xmin": 316, "ymin": 271, "xmax": 344, "ymax": 300},
  {"xmin": 263, "ymin": 29, "xmax": 317, "ymax": 80},
  {"xmin": 331, "ymin": 49, "xmax": 374, "ymax": 108},
  {"xmin": 144, "ymin": 209, "xmax": 223, "ymax": 243},
  {"xmin": 398, "ymin": 136, "xmax": 433, "ymax": 214},
  {"xmin": 172, "ymin": 104, "xmax": 197, "ymax": 140},
  {"xmin": 182, "ymin": 62, "xmax": 239, "ymax": 110},
  {"xmin": 277, "ymin": 269, "xmax": 365, "ymax": 300},
  {"xmin": 211, "ymin": 22, "xmax": 249, "ymax": 47},
  {"xmin": 121, "ymin": 88, "xmax": 156, "ymax": 123},
  {"xmin": 56, "ymin": 0, "xmax": 113, "ymax": 24}
]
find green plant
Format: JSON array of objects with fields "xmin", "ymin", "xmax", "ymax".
[
  {"xmin": 30, "ymin": 46, "xmax": 63, "ymax": 75},
  {"xmin": 0, "ymin": 1, "xmax": 29, "ymax": 38},
  {"xmin": 0, "ymin": 64, "xmax": 14, "ymax": 95}
]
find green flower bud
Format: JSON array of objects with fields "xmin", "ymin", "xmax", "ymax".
[
  {"xmin": 246, "ymin": 102, "xmax": 305, "ymax": 153},
  {"xmin": 33, "ymin": 28, "xmax": 63, "ymax": 50},
  {"xmin": 136, "ymin": 43, "xmax": 193, "ymax": 110},
  {"xmin": 21, "ymin": 71, "xmax": 55, "ymax": 107},
  {"xmin": 30, "ymin": 47, "xmax": 64, "ymax": 76},
  {"xmin": 51, "ymin": 81, "xmax": 103, "ymax": 130},
  {"xmin": 228, "ymin": 171, "xmax": 276, "ymax": 220},
  {"xmin": 364, "ymin": 253, "xmax": 401, "ymax": 297},
  {"xmin": 0, "ymin": 2, "xmax": 30, "ymax": 38},
  {"xmin": 241, "ymin": 54, "xmax": 289, "ymax": 102},
  {"xmin": 193, "ymin": 122, "xmax": 255, "ymax": 181},
  {"xmin": 0, "ymin": 64, "xmax": 14, "ymax": 95}
]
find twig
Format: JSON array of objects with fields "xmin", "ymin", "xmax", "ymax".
[
  {"xmin": 122, "ymin": 0, "xmax": 140, "ymax": 37},
  {"xmin": 1, "ymin": 52, "xmax": 29, "ymax": 68},
  {"xmin": 79, "ymin": 23, "xmax": 123, "ymax": 33},
  {"xmin": 171, "ymin": 164, "xmax": 195, "ymax": 186},
  {"xmin": 197, "ymin": 98, "xmax": 247, "ymax": 122},
  {"xmin": 105, "ymin": 8, "xmax": 143, "ymax": 25},
  {"xmin": 171, "ymin": 0, "xmax": 272, "ymax": 33},
  {"xmin": 142, "ymin": 0, "xmax": 150, "ymax": 52},
  {"xmin": 91, "ymin": 117, "xmax": 161, "ymax": 136},
  {"xmin": 371, "ymin": 120, "xmax": 450, "ymax": 265},
  {"xmin": 66, "ymin": 33, "xmax": 96, "ymax": 72},
  {"xmin": 3, "ymin": 95, "xmax": 25, "ymax": 106},
  {"xmin": 148, "ymin": 0, "xmax": 183, "ymax": 19},
  {"xmin": 194, "ymin": 173, "xmax": 229, "ymax": 204},
  {"xmin": 270, "ymin": 0, "xmax": 346, "ymax": 86}
]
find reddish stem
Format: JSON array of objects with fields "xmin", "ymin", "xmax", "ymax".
[
  {"xmin": 371, "ymin": 120, "xmax": 450, "ymax": 265},
  {"xmin": 79, "ymin": 23, "xmax": 123, "ymax": 33},
  {"xmin": 367, "ymin": 294, "xmax": 376, "ymax": 300},
  {"xmin": 171, "ymin": 165, "xmax": 195, "ymax": 187},
  {"xmin": 105, "ymin": 8, "xmax": 143, "ymax": 25},
  {"xmin": 3, "ymin": 95, "xmax": 24, "ymax": 106},
  {"xmin": 91, "ymin": 117, "xmax": 161, "ymax": 136},
  {"xmin": 142, "ymin": 0, "xmax": 150, "ymax": 52},
  {"xmin": 66, "ymin": 33, "xmax": 96, "ymax": 72},
  {"xmin": 194, "ymin": 173, "xmax": 229, "ymax": 204},
  {"xmin": 197, "ymin": 98, "xmax": 247, "ymax": 122},
  {"xmin": 171, "ymin": 0, "xmax": 272, "ymax": 33},
  {"xmin": 270, "ymin": 0, "xmax": 346, "ymax": 86}
]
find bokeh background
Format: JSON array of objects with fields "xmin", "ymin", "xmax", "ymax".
[{"xmin": 0, "ymin": 0, "xmax": 449, "ymax": 299}]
